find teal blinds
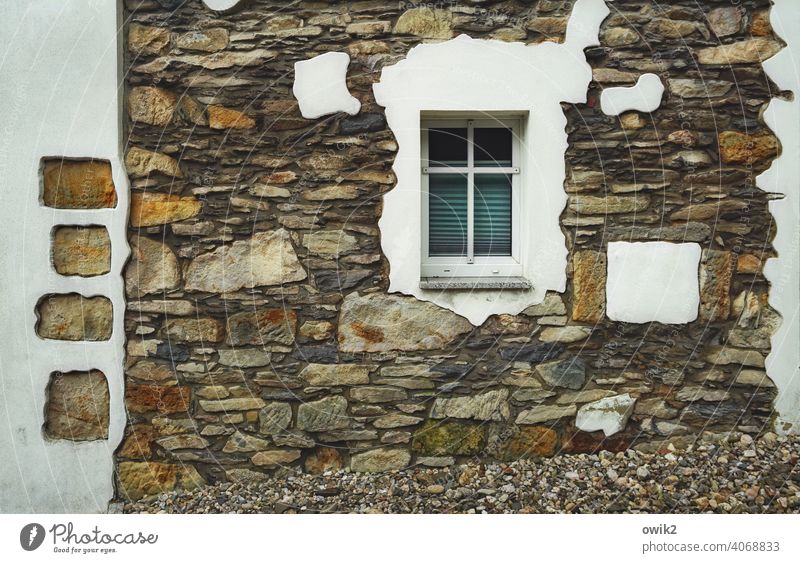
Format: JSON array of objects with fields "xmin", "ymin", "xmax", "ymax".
[
  {"xmin": 429, "ymin": 174, "xmax": 468, "ymax": 257},
  {"xmin": 474, "ymin": 174, "xmax": 512, "ymax": 256}
]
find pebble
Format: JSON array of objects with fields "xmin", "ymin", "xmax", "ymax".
[{"xmin": 124, "ymin": 434, "xmax": 800, "ymax": 514}]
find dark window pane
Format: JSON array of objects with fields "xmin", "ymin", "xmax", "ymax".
[
  {"xmin": 474, "ymin": 174, "xmax": 512, "ymax": 256},
  {"xmin": 474, "ymin": 127, "xmax": 512, "ymax": 167},
  {"xmin": 429, "ymin": 174, "xmax": 468, "ymax": 257},
  {"xmin": 428, "ymin": 128, "xmax": 468, "ymax": 167}
]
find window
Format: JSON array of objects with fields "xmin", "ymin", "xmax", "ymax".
[{"xmin": 421, "ymin": 116, "xmax": 528, "ymax": 288}]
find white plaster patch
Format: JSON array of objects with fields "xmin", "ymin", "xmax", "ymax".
[
  {"xmin": 606, "ymin": 242, "xmax": 701, "ymax": 324},
  {"xmin": 202, "ymin": 0, "xmax": 244, "ymax": 11},
  {"xmin": 0, "ymin": 0, "xmax": 128, "ymax": 512},
  {"xmin": 600, "ymin": 73, "xmax": 665, "ymax": 116},
  {"xmin": 576, "ymin": 394, "xmax": 636, "ymax": 437},
  {"xmin": 759, "ymin": 0, "xmax": 800, "ymax": 434},
  {"xmin": 293, "ymin": 52, "xmax": 361, "ymax": 119},
  {"xmin": 373, "ymin": 0, "xmax": 610, "ymax": 326}
]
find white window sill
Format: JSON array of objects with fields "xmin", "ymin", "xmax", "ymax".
[{"xmin": 419, "ymin": 276, "xmax": 532, "ymax": 290}]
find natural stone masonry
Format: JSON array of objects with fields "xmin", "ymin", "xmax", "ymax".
[
  {"xmin": 117, "ymin": 0, "xmax": 782, "ymax": 497},
  {"xmin": 44, "ymin": 370, "xmax": 110, "ymax": 441},
  {"xmin": 52, "ymin": 226, "xmax": 111, "ymax": 277}
]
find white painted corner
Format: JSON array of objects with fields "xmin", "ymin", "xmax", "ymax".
[{"xmin": 600, "ymin": 73, "xmax": 665, "ymax": 116}]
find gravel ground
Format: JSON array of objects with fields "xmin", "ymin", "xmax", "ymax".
[{"xmin": 123, "ymin": 432, "xmax": 800, "ymax": 514}]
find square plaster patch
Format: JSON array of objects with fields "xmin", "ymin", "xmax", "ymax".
[{"xmin": 606, "ymin": 241, "xmax": 701, "ymax": 324}]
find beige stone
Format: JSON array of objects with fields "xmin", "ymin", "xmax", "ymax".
[
  {"xmin": 300, "ymin": 363, "xmax": 371, "ymax": 386},
  {"xmin": 394, "ymin": 8, "xmax": 453, "ymax": 39},
  {"xmin": 175, "ymin": 28, "xmax": 228, "ymax": 52},
  {"xmin": 350, "ymin": 448, "xmax": 410, "ymax": 472},
  {"xmin": 302, "ymin": 230, "xmax": 358, "ymax": 259},
  {"xmin": 52, "ymin": 226, "xmax": 110, "ymax": 276},
  {"xmin": 128, "ymin": 86, "xmax": 176, "ymax": 126},
  {"xmin": 128, "ymin": 23, "xmax": 170, "ymax": 56},
  {"xmin": 697, "ymin": 38, "xmax": 782, "ymax": 65},
  {"xmin": 37, "ymin": 294, "xmax": 112, "ymax": 341},
  {"xmin": 569, "ymin": 195, "xmax": 650, "ymax": 214},
  {"xmin": 251, "ymin": 450, "xmax": 302, "ymax": 467},
  {"xmin": 125, "ymin": 236, "xmax": 180, "ymax": 297},
  {"xmin": 45, "ymin": 370, "xmax": 109, "ymax": 441},
  {"xmin": 700, "ymin": 250, "xmax": 734, "ymax": 322},
  {"xmin": 516, "ymin": 405, "xmax": 577, "ymax": 425},
  {"xmin": 125, "ymin": 147, "xmax": 183, "ymax": 178},
  {"xmin": 208, "ymin": 105, "xmax": 256, "ymax": 129},
  {"xmin": 338, "ymin": 293, "xmax": 473, "ymax": 353},
  {"xmin": 117, "ymin": 461, "xmax": 203, "ymax": 501},
  {"xmin": 163, "ymin": 318, "xmax": 224, "ymax": 343},
  {"xmin": 185, "ymin": 229, "xmax": 306, "ymax": 293}
]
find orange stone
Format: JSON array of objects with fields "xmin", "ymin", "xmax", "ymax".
[
  {"xmin": 42, "ymin": 159, "xmax": 117, "ymax": 209},
  {"xmin": 208, "ymin": 105, "xmax": 256, "ymax": 129},
  {"xmin": 503, "ymin": 426, "xmax": 559, "ymax": 459},
  {"xmin": 718, "ymin": 131, "xmax": 779, "ymax": 165},
  {"xmin": 737, "ymin": 253, "xmax": 762, "ymax": 274},
  {"xmin": 125, "ymin": 384, "xmax": 191, "ymax": 415},
  {"xmin": 700, "ymin": 249, "xmax": 734, "ymax": 322},
  {"xmin": 118, "ymin": 424, "xmax": 158, "ymax": 459},
  {"xmin": 572, "ymin": 250, "xmax": 606, "ymax": 323},
  {"xmin": 130, "ymin": 192, "xmax": 202, "ymax": 227}
]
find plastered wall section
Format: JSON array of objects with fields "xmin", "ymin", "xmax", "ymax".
[
  {"xmin": 0, "ymin": 0, "xmax": 128, "ymax": 512},
  {"xmin": 761, "ymin": 0, "xmax": 800, "ymax": 434}
]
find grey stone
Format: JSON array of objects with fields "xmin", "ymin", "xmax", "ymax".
[
  {"xmin": 430, "ymin": 389, "xmax": 510, "ymax": 421},
  {"xmin": 258, "ymin": 402, "xmax": 293, "ymax": 434},
  {"xmin": 339, "ymin": 113, "xmax": 386, "ymax": 135},
  {"xmin": 516, "ymin": 405, "xmax": 577, "ymax": 425},
  {"xmin": 300, "ymin": 363, "xmax": 371, "ymax": 386},
  {"xmin": 350, "ymin": 386, "xmax": 407, "ymax": 403},
  {"xmin": 296, "ymin": 396, "xmax": 349, "ymax": 432},
  {"xmin": 350, "ymin": 448, "xmax": 410, "ymax": 472},
  {"xmin": 535, "ymin": 359, "xmax": 587, "ymax": 390},
  {"xmin": 499, "ymin": 343, "xmax": 563, "ymax": 363},
  {"xmin": 217, "ymin": 349, "xmax": 271, "ymax": 368}
]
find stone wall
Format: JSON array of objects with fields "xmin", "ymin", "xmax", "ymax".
[{"xmin": 118, "ymin": 0, "xmax": 782, "ymax": 500}]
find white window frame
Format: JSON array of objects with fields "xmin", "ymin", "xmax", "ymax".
[{"xmin": 421, "ymin": 115, "xmax": 523, "ymax": 279}]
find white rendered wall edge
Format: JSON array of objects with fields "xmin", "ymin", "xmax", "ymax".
[
  {"xmin": 759, "ymin": 0, "xmax": 800, "ymax": 434},
  {"xmin": 373, "ymin": 0, "xmax": 610, "ymax": 326},
  {"xmin": 293, "ymin": 52, "xmax": 361, "ymax": 119},
  {"xmin": 0, "ymin": 0, "xmax": 128, "ymax": 512}
]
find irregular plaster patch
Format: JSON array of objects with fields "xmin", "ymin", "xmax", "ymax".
[
  {"xmin": 202, "ymin": 0, "xmax": 244, "ymax": 12},
  {"xmin": 293, "ymin": 52, "xmax": 361, "ymax": 119},
  {"xmin": 606, "ymin": 242, "xmax": 701, "ymax": 324},
  {"xmin": 373, "ymin": 0, "xmax": 610, "ymax": 326},
  {"xmin": 600, "ymin": 73, "xmax": 665, "ymax": 116},
  {"xmin": 0, "ymin": 0, "xmax": 128, "ymax": 512},
  {"xmin": 576, "ymin": 394, "xmax": 636, "ymax": 437},
  {"xmin": 759, "ymin": 0, "xmax": 800, "ymax": 434}
]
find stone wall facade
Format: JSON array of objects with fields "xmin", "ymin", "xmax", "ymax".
[{"xmin": 117, "ymin": 0, "xmax": 782, "ymax": 500}]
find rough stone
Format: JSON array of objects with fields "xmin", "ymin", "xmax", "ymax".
[
  {"xmin": 117, "ymin": 461, "xmax": 203, "ymax": 501},
  {"xmin": 394, "ymin": 8, "xmax": 453, "ymax": 39},
  {"xmin": 706, "ymin": 347, "xmax": 765, "ymax": 368},
  {"xmin": 42, "ymin": 159, "xmax": 117, "ymax": 209},
  {"xmin": 163, "ymin": 318, "xmax": 224, "ymax": 343},
  {"xmin": 572, "ymin": 250, "xmax": 606, "ymax": 323},
  {"xmin": 412, "ymin": 421, "xmax": 486, "ymax": 456},
  {"xmin": 338, "ymin": 293, "xmax": 473, "ymax": 353},
  {"xmin": 522, "ymin": 293, "xmax": 566, "ymax": 317},
  {"xmin": 128, "ymin": 23, "xmax": 170, "ymax": 56},
  {"xmin": 540, "ymin": 326, "xmax": 592, "ymax": 343},
  {"xmin": 185, "ymin": 230, "xmax": 306, "ymax": 293},
  {"xmin": 707, "ymin": 7, "xmax": 742, "ymax": 37},
  {"xmin": 668, "ymin": 78, "xmax": 733, "ymax": 98},
  {"xmin": 697, "ymin": 38, "xmax": 781, "ymax": 65},
  {"xmin": 431, "ymin": 389, "xmax": 509, "ymax": 421},
  {"xmin": 500, "ymin": 426, "xmax": 559, "ymax": 459},
  {"xmin": 374, "ymin": 414, "xmax": 423, "ymax": 429},
  {"xmin": 126, "ymin": 384, "xmax": 190, "ymax": 415},
  {"xmin": 499, "ymin": 343, "xmax": 563, "ymax": 363},
  {"xmin": 251, "ymin": 450, "xmax": 302, "ymax": 467},
  {"xmin": 128, "ymin": 86, "xmax": 176, "ymax": 126},
  {"xmin": 302, "ymin": 230, "xmax": 358, "ymax": 259},
  {"xmin": 516, "ymin": 405, "xmax": 577, "ymax": 425},
  {"xmin": 175, "ymin": 28, "xmax": 228, "ymax": 52},
  {"xmin": 199, "ymin": 397, "xmax": 265, "ymax": 413},
  {"xmin": 670, "ymin": 200, "xmax": 749, "ymax": 222},
  {"xmin": 208, "ymin": 105, "xmax": 256, "ymax": 129},
  {"xmin": 37, "ymin": 294, "xmax": 112, "ymax": 341},
  {"xmin": 535, "ymin": 359, "xmax": 586, "ymax": 390},
  {"xmin": 118, "ymin": 424, "xmax": 157, "ymax": 459},
  {"xmin": 52, "ymin": 226, "xmax": 111, "ymax": 276},
  {"xmin": 304, "ymin": 447, "xmax": 344, "ymax": 474},
  {"xmin": 125, "ymin": 236, "xmax": 180, "ymax": 297},
  {"xmin": 568, "ymin": 195, "xmax": 650, "ymax": 214},
  {"xmin": 700, "ymin": 250, "xmax": 734, "ymax": 322},
  {"xmin": 130, "ymin": 192, "xmax": 201, "ymax": 227},
  {"xmin": 296, "ymin": 396, "xmax": 349, "ymax": 432},
  {"xmin": 44, "ymin": 370, "xmax": 109, "ymax": 441},
  {"xmin": 718, "ymin": 131, "xmax": 779, "ymax": 165},
  {"xmin": 350, "ymin": 387, "xmax": 407, "ymax": 403},
  {"xmin": 258, "ymin": 402, "xmax": 292, "ymax": 435},
  {"xmin": 300, "ymin": 363, "xmax": 371, "ymax": 386},
  {"xmin": 226, "ymin": 309, "xmax": 297, "ymax": 346},
  {"xmin": 216, "ymin": 349, "xmax": 271, "ymax": 368},
  {"xmin": 351, "ymin": 448, "xmax": 410, "ymax": 472},
  {"xmin": 125, "ymin": 147, "xmax": 183, "ymax": 178},
  {"xmin": 575, "ymin": 394, "xmax": 636, "ymax": 437},
  {"xmin": 222, "ymin": 431, "xmax": 270, "ymax": 453}
]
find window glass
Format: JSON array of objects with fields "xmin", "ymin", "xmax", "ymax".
[
  {"xmin": 428, "ymin": 128, "xmax": 468, "ymax": 167},
  {"xmin": 429, "ymin": 173, "xmax": 468, "ymax": 256},
  {"xmin": 474, "ymin": 127, "xmax": 513, "ymax": 167},
  {"xmin": 474, "ymin": 174, "xmax": 512, "ymax": 256}
]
